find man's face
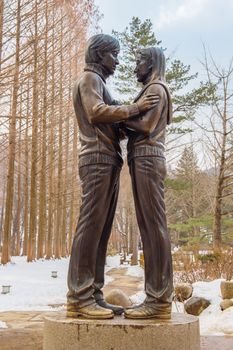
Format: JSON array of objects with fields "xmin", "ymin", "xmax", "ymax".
[
  {"xmin": 100, "ymin": 50, "xmax": 119, "ymax": 75},
  {"xmin": 134, "ymin": 53, "xmax": 152, "ymax": 83}
]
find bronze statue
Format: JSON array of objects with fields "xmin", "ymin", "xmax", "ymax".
[
  {"xmin": 67, "ymin": 34, "xmax": 158, "ymax": 319},
  {"xmin": 124, "ymin": 47, "xmax": 173, "ymax": 319}
]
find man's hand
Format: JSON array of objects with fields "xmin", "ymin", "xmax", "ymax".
[{"xmin": 136, "ymin": 94, "xmax": 159, "ymax": 113}]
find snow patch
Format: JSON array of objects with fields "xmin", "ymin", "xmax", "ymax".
[
  {"xmin": 125, "ymin": 265, "xmax": 144, "ymax": 278},
  {"xmin": 0, "ymin": 256, "xmax": 113, "ymax": 311},
  {"xmin": 191, "ymin": 279, "xmax": 233, "ymax": 335},
  {"xmin": 0, "ymin": 321, "xmax": 8, "ymax": 329},
  {"xmin": 106, "ymin": 255, "xmax": 121, "ymax": 268},
  {"xmin": 192, "ymin": 279, "xmax": 222, "ymax": 304}
]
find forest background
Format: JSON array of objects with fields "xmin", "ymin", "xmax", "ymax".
[{"xmin": 0, "ymin": 0, "xmax": 233, "ymax": 269}]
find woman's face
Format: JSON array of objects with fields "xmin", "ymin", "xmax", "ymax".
[{"xmin": 134, "ymin": 53, "xmax": 152, "ymax": 83}]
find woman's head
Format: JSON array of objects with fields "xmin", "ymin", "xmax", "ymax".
[{"xmin": 135, "ymin": 47, "xmax": 166, "ymax": 84}]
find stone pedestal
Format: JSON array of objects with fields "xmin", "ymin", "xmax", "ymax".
[{"xmin": 43, "ymin": 312, "xmax": 200, "ymax": 350}]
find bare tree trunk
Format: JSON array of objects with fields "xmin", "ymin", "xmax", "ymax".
[
  {"xmin": 61, "ymin": 114, "xmax": 69, "ymax": 257},
  {"xmin": 28, "ymin": 0, "xmax": 39, "ymax": 262},
  {"xmin": 213, "ymin": 195, "xmax": 222, "ymax": 251},
  {"xmin": 68, "ymin": 119, "xmax": 78, "ymax": 254},
  {"xmin": 213, "ymin": 156, "xmax": 225, "ymax": 251},
  {"xmin": 45, "ymin": 2, "xmax": 55, "ymax": 259},
  {"xmin": 15, "ymin": 96, "xmax": 23, "ymax": 256},
  {"xmin": 0, "ymin": 0, "xmax": 4, "ymax": 71},
  {"xmin": 0, "ymin": 176, "xmax": 6, "ymax": 247},
  {"xmin": 54, "ymin": 12, "xmax": 64, "ymax": 259},
  {"xmin": 22, "ymin": 81, "xmax": 30, "ymax": 256},
  {"xmin": 37, "ymin": 0, "xmax": 48, "ymax": 259},
  {"xmin": 131, "ymin": 226, "xmax": 139, "ymax": 265},
  {"xmin": 1, "ymin": 0, "xmax": 21, "ymax": 264},
  {"xmin": 213, "ymin": 86, "xmax": 227, "ymax": 252}
]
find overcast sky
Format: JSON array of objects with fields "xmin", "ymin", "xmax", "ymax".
[{"xmin": 94, "ymin": 0, "xmax": 233, "ymax": 79}]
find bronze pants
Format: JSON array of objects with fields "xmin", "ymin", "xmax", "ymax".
[
  {"xmin": 129, "ymin": 156, "xmax": 173, "ymax": 304},
  {"xmin": 67, "ymin": 162, "xmax": 121, "ymax": 307}
]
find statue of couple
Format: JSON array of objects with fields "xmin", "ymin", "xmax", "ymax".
[{"xmin": 67, "ymin": 34, "xmax": 173, "ymax": 320}]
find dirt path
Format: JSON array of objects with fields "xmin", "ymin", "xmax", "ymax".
[
  {"xmin": 1, "ymin": 266, "xmax": 233, "ymax": 349},
  {"xmin": 104, "ymin": 266, "xmax": 143, "ymax": 297}
]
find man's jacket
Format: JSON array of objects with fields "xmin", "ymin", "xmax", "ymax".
[{"xmin": 73, "ymin": 63, "xmax": 139, "ymax": 167}]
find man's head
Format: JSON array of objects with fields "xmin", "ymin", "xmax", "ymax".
[
  {"xmin": 85, "ymin": 34, "xmax": 120, "ymax": 76},
  {"xmin": 134, "ymin": 47, "xmax": 166, "ymax": 84}
]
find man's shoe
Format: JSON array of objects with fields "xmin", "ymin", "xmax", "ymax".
[
  {"xmin": 124, "ymin": 302, "xmax": 171, "ymax": 320},
  {"xmin": 96, "ymin": 299, "xmax": 124, "ymax": 315},
  {"xmin": 67, "ymin": 302, "xmax": 114, "ymax": 319}
]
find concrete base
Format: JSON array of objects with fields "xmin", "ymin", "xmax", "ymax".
[{"xmin": 43, "ymin": 312, "xmax": 200, "ymax": 350}]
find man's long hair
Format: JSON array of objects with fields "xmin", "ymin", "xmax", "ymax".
[{"xmin": 85, "ymin": 34, "xmax": 120, "ymax": 64}]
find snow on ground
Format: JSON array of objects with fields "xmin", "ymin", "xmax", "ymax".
[
  {"xmin": 127, "ymin": 269, "xmax": 233, "ymax": 336},
  {"xmin": 192, "ymin": 279, "xmax": 233, "ymax": 336},
  {"xmin": 1, "ymin": 256, "xmax": 233, "ymax": 336},
  {"xmin": 106, "ymin": 255, "xmax": 121, "ymax": 268},
  {"xmin": 0, "ymin": 256, "xmax": 70, "ymax": 312},
  {"xmin": 125, "ymin": 265, "xmax": 144, "ymax": 278},
  {"xmin": 0, "ymin": 256, "xmax": 112, "ymax": 313},
  {"xmin": 192, "ymin": 279, "xmax": 222, "ymax": 305}
]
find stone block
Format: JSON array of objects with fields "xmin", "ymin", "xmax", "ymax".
[{"xmin": 43, "ymin": 312, "xmax": 200, "ymax": 350}]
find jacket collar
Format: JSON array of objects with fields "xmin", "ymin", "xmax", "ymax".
[{"xmin": 84, "ymin": 63, "xmax": 109, "ymax": 83}]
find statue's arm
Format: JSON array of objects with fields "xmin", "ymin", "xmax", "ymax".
[
  {"xmin": 77, "ymin": 73, "xmax": 140, "ymax": 124},
  {"xmin": 124, "ymin": 85, "xmax": 165, "ymax": 135}
]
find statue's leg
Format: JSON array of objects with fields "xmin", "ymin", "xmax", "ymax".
[
  {"xmin": 129, "ymin": 157, "xmax": 173, "ymax": 304},
  {"xmin": 92, "ymin": 165, "xmax": 124, "ymax": 315},
  {"xmin": 67, "ymin": 163, "xmax": 120, "ymax": 308},
  {"xmin": 93, "ymin": 165, "xmax": 120, "ymax": 301}
]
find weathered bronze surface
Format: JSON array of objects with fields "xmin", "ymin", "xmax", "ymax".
[
  {"xmin": 67, "ymin": 34, "xmax": 158, "ymax": 319},
  {"xmin": 124, "ymin": 47, "xmax": 173, "ymax": 319}
]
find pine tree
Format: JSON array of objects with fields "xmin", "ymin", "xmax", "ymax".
[
  {"xmin": 113, "ymin": 17, "xmax": 161, "ymax": 102},
  {"xmin": 166, "ymin": 146, "xmax": 213, "ymax": 249},
  {"xmin": 112, "ymin": 16, "xmax": 215, "ymax": 135}
]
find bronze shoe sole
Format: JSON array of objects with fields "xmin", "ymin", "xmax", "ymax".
[
  {"xmin": 124, "ymin": 312, "xmax": 171, "ymax": 320},
  {"xmin": 66, "ymin": 310, "xmax": 114, "ymax": 319}
]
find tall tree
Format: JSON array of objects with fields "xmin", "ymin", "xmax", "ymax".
[
  {"xmin": 0, "ymin": 0, "xmax": 99, "ymax": 263},
  {"xmin": 201, "ymin": 51, "xmax": 233, "ymax": 251},
  {"xmin": 0, "ymin": 0, "xmax": 4, "ymax": 71},
  {"xmin": 27, "ymin": 0, "xmax": 39, "ymax": 262},
  {"xmin": 37, "ymin": 0, "xmax": 49, "ymax": 259},
  {"xmin": 166, "ymin": 146, "xmax": 213, "ymax": 249},
  {"xmin": 1, "ymin": 0, "xmax": 21, "ymax": 264},
  {"xmin": 113, "ymin": 17, "xmax": 160, "ymax": 101}
]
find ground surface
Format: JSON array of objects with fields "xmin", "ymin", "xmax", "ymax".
[{"xmin": 1, "ymin": 267, "xmax": 233, "ymax": 349}]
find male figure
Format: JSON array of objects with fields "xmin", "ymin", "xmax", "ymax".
[
  {"xmin": 67, "ymin": 34, "xmax": 158, "ymax": 319},
  {"xmin": 124, "ymin": 47, "xmax": 173, "ymax": 319}
]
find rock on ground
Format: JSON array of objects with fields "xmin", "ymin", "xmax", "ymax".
[
  {"xmin": 105, "ymin": 289, "xmax": 132, "ymax": 308},
  {"xmin": 185, "ymin": 297, "xmax": 210, "ymax": 316}
]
